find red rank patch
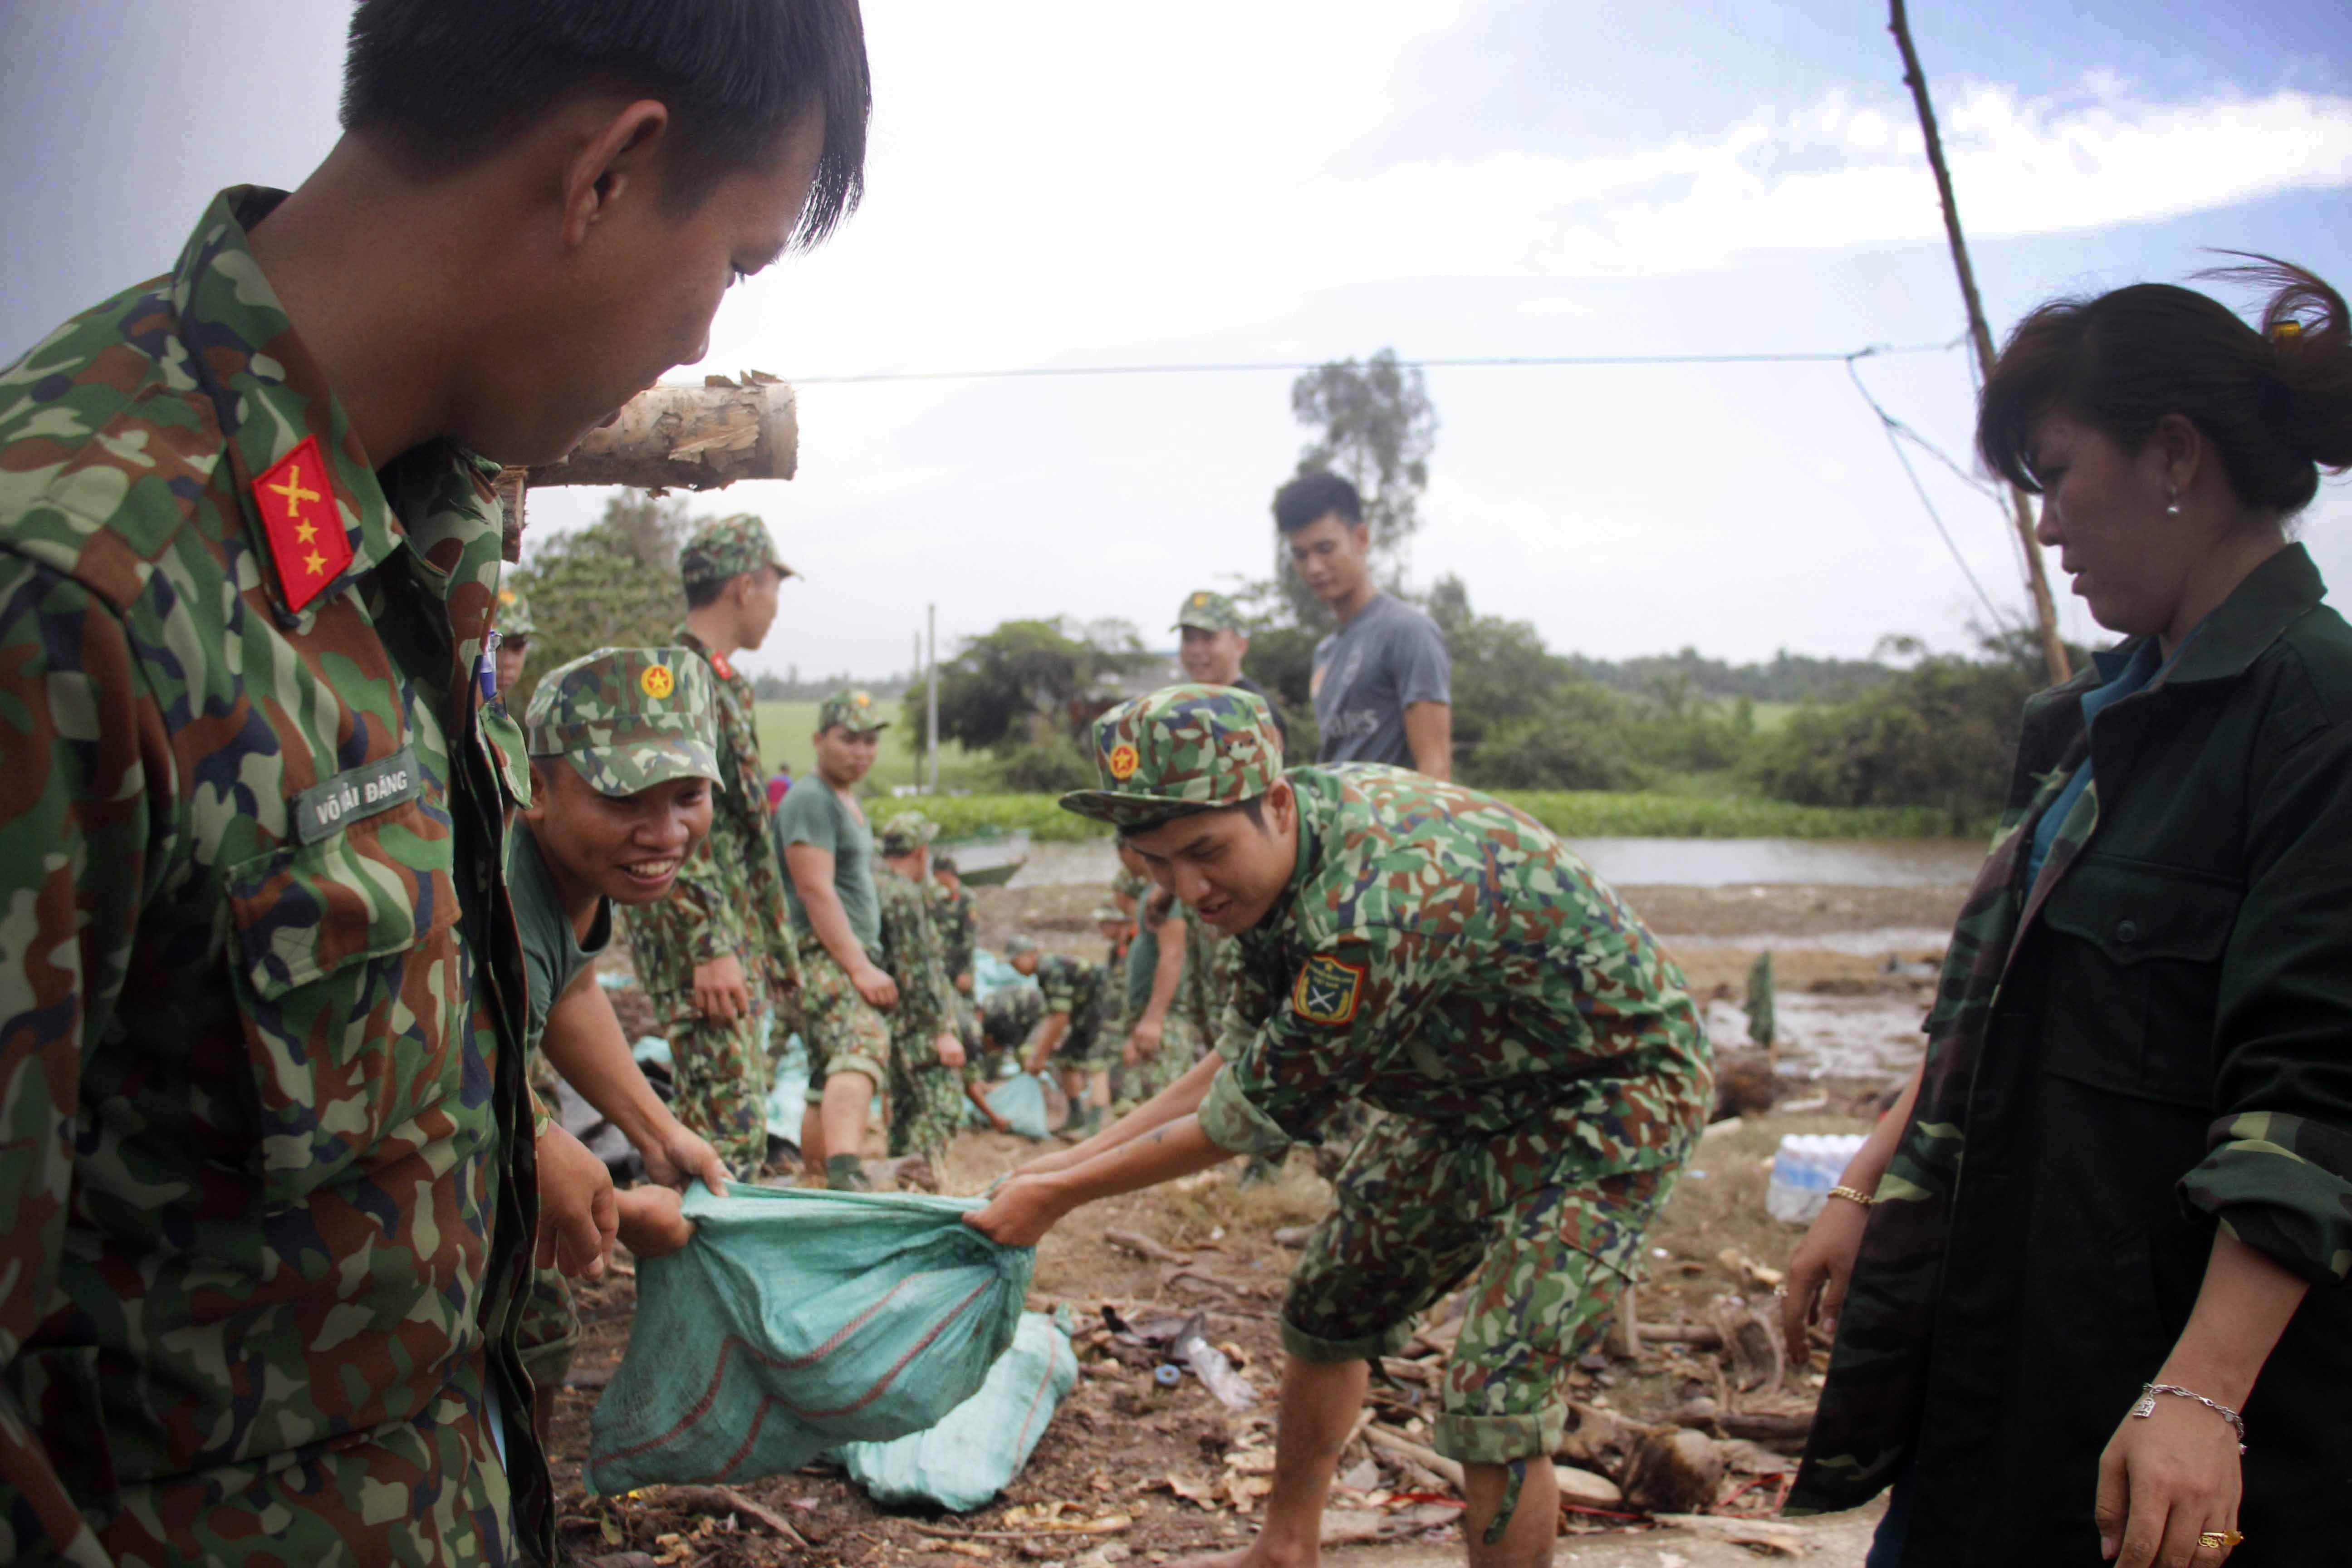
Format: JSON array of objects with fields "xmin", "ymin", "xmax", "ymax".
[
  {"xmin": 253, "ymin": 436, "xmax": 351, "ymax": 612},
  {"xmin": 710, "ymin": 652, "xmax": 736, "ymax": 681}
]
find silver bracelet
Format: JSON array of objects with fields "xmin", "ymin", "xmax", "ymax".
[{"xmin": 2131, "ymin": 1382, "xmax": 2247, "ymax": 1454}]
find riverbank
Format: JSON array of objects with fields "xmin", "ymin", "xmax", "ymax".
[{"xmin": 898, "ymin": 789, "xmax": 1981, "ymax": 844}]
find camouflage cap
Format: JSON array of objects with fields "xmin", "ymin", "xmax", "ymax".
[
  {"xmin": 818, "ymin": 686, "xmax": 891, "ymax": 734},
  {"xmin": 1091, "ymin": 902, "xmax": 1127, "ymax": 924},
  {"xmin": 524, "ymin": 646, "xmax": 723, "ymax": 798},
  {"xmin": 932, "ymin": 853, "xmax": 960, "ymax": 877},
  {"xmin": 1059, "ymin": 683, "xmax": 1285, "ymax": 829},
  {"xmin": 495, "ymin": 584, "xmax": 538, "ymax": 639},
  {"xmin": 877, "ymin": 810, "xmax": 938, "ymax": 856},
  {"xmin": 679, "ymin": 512, "xmax": 794, "ymax": 590},
  {"xmin": 1172, "ymin": 589, "xmax": 1244, "ymax": 633},
  {"xmin": 1004, "ymin": 935, "xmax": 1040, "ymax": 959}
]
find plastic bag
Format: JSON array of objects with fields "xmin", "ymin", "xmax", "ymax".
[
  {"xmin": 835, "ymin": 1310, "xmax": 1077, "ymax": 1511},
  {"xmin": 970, "ymin": 1071, "xmax": 1055, "ymax": 1139},
  {"xmin": 584, "ymin": 1186, "xmax": 1032, "ymax": 1494},
  {"xmin": 1765, "ymin": 1133, "xmax": 1868, "ymax": 1225}
]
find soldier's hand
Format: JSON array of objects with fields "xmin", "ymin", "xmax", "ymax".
[
  {"xmin": 964, "ymin": 1172, "xmax": 1068, "ymax": 1249},
  {"xmin": 692, "ymin": 953, "xmax": 751, "ymax": 1024},
  {"xmin": 1128, "ymin": 1017, "xmax": 1164, "ymax": 1062},
  {"xmin": 535, "ymin": 1122, "xmax": 618, "ymax": 1281},
  {"xmin": 1780, "ymin": 1192, "xmax": 1871, "ymax": 1360},
  {"xmin": 615, "ymin": 1185, "xmax": 698, "ymax": 1258},
  {"xmin": 935, "ymin": 1031, "xmax": 965, "ymax": 1069},
  {"xmin": 851, "ymin": 962, "xmax": 900, "ymax": 1010},
  {"xmin": 642, "ymin": 1116, "xmax": 730, "ymax": 1198}
]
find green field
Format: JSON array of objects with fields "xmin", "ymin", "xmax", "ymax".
[
  {"xmin": 883, "ymin": 788, "xmax": 1971, "ymax": 843},
  {"xmin": 753, "ymin": 700, "xmax": 993, "ymax": 792}
]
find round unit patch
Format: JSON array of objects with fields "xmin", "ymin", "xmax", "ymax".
[
  {"xmin": 640, "ymin": 664, "xmax": 676, "ymax": 700},
  {"xmin": 1107, "ymin": 743, "xmax": 1140, "ymax": 780}
]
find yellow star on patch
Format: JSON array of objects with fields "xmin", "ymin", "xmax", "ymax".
[{"xmin": 302, "ymin": 549, "xmax": 327, "ymax": 577}]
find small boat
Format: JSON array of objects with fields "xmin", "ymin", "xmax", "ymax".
[{"xmin": 936, "ymin": 827, "xmax": 1031, "ymax": 887}]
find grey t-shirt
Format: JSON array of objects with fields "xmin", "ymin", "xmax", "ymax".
[
  {"xmin": 1310, "ymin": 592, "xmax": 1451, "ymax": 766},
  {"xmin": 774, "ymin": 783, "xmax": 881, "ymax": 954}
]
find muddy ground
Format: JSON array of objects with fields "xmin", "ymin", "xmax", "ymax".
[{"xmin": 560, "ymin": 881, "xmax": 1968, "ymax": 1566}]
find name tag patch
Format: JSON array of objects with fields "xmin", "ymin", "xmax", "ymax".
[
  {"xmin": 293, "ymin": 744, "xmax": 422, "ymax": 844},
  {"xmin": 1292, "ymin": 955, "xmax": 1366, "ymax": 1027}
]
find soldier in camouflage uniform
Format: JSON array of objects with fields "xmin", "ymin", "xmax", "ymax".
[
  {"xmin": 624, "ymin": 514, "xmax": 804, "ymax": 1182},
  {"xmin": 872, "ymin": 811, "xmax": 966, "ymax": 1177},
  {"xmin": 509, "ymin": 647, "xmax": 735, "ymax": 1422},
  {"xmin": 929, "ymin": 853, "xmax": 983, "ymax": 1058},
  {"xmin": 971, "ymin": 685, "xmax": 1711, "ymax": 1568},
  {"xmin": 493, "ymin": 583, "xmax": 537, "ymax": 697},
  {"xmin": 1010, "ymin": 937, "xmax": 1118, "ymax": 1136}
]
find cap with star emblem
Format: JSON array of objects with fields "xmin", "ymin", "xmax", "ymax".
[
  {"xmin": 1059, "ymin": 683, "xmax": 1286, "ymax": 829},
  {"xmin": 679, "ymin": 512, "xmax": 795, "ymax": 591},
  {"xmin": 877, "ymin": 810, "xmax": 939, "ymax": 856},
  {"xmin": 495, "ymin": 585, "xmax": 538, "ymax": 639},
  {"xmin": 524, "ymin": 646, "xmax": 721, "ymax": 797},
  {"xmin": 1172, "ymin": 589, "xmax": 1244, "ymax": 633},
  {"xmin": 818, "ymin": 686, "xmax": 890, "ymax": 734}
]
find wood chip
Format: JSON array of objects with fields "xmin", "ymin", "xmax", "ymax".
[
  {"xmin": 654, "ymin": 1485, "xmax": 810, "ymax": 1548},
  {"xmin": 1103, "ymin": 1229, "xmax": 1191, "ymax": 1265}
]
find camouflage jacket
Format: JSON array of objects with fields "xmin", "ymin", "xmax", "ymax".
[
  {"xmin": 1035, "ymin": 952, "xmax": 1107, "ymax": 1032},
  {"xmin": 0, "ymin": 188, "xmax": 548, "ymax": 1564},
  {"xmin": 625, "ymin": 627, "xmax": 799, "ymax": 1018},
  {"xmin": 1200, "ymin": 767, "xmax": 1712, "ymax": 1193},
  {"xmin": 1175, "ymin": 900, "xmax": 1237, "ymax": 1045},
  {"xmin": 1790, "ymin": 546, "xmax": 2352, "ymax": 1561},
  {"xmin": 875, "ymin": 866, "xmax": 953, "ymax": 1046},
  {"xmin": 928, "ymin": 878, "xmax": 977, "ymax": 987}
]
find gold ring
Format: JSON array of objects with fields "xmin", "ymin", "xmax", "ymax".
[{"xmin": 2199, "ymin": 1530, "xmax": 2243, "ymax": 1550}]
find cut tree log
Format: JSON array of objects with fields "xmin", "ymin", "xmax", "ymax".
[{"xmin": 529, "ymin": 375, "xmax": 797, "ymax": 492}]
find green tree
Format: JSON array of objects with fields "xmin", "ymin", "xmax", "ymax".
[
  {"xmin": 921, "ymin": 617, "xmax": 1147, "ymax": 752},
  {"xmin": 1274, "ymin": 347, "xmax": 1437, "ymax": 624},
  {"xmin": 505, "ymin": 493, "xmax": 692, "ymax": 709}
]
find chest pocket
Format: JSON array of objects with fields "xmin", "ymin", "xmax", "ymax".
[
  {"xmin": 2036, "ymin": 853, "xmax": 2241, "ymax": 1108},
  {"xmin": 225, "ymin": 794, "xmax": 466, "ymax": 1208}
]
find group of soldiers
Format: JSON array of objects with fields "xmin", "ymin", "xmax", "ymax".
[{"xmin": 490, "ymin": 512, "xmax": 1252, "ymax": 1205}]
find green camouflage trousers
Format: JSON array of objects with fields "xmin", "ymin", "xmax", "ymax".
[
  {"xmin": 1117, "ymin": 1010, "xmax": 1201, "ymax": 1104},
  {"xmin": 668, "ymin": 999, "xmax": 772, "ymax": 1182},
  {"xmin": 888, "ymin": 1039, "xmax": 966, "ymax": 1164},
  {"xmin": 796, "ymin": 932, "xmax": 891, "ymax": 1088},
  {"xmin": 1283, "ymin": 1111, "xmax": 1682, "ymax": 1466},
  {"xmin": 517, "ymin": 1265, "xmax": 579, "ymax": 1399}
]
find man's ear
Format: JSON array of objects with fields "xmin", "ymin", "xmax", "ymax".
[
  {"xmin": 560, "ymin": 98, "xmax": 671, "ymax": 250},
  {"xmin": 524, "ymin": 759, "xmax": 555, "ymax": 820},
  {"xmin": 1267, "ymin": 777, "xmax": 1297, "ymax": 834}
]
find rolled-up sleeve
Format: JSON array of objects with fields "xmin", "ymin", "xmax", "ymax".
[{"xmin": 2180, "ymin": 716, "xmax": 2352, "ymax": 1286}]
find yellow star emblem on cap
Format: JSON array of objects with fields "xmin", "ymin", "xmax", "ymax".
[{"xmin": 1107, "ymin": 743, "xmax": 1140, "ymax": 780}]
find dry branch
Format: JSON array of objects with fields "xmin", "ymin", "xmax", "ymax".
[
  {"xmin": 1103, "ymin": 1228, "xmax": 1191, "ymax": 1265},
  {"xmin": 654, "ymin": 1485, "xmax": 810, "ymax": 1548}
]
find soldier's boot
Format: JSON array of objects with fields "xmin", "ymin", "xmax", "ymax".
[{"xmin": 825, "ymin": 1153, "xmax": 872, "ymax": 1191}]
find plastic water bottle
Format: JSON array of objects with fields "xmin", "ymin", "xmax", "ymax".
[
  {"xmin": 1766, "ymin": 1133, "xmax": 1869, "ymax": 1225},
  {"xmin": 1171, "ymin": 1324, "xmax": 1256, "ymax": 1410}
]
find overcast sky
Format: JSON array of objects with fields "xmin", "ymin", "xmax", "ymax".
[{"xmin": 6, "ymin": 1, "xmax": 2349, "ymax": 681}]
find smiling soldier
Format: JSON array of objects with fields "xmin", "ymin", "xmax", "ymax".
[{"xmin": 970, "ymin": 685, "xmax": 1713, "ymax": 1568}]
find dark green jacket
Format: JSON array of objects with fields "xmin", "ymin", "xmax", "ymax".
[{"xmin": 1790, "ymin": 546, "xmax": 2352, "ymax": 1564}]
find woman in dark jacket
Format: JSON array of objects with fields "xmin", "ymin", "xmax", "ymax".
[{"xmin": 1779, "ymin": 259, "xmax": 2352, "ymax": 1568}]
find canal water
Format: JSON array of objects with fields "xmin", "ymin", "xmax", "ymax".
[{"xmin": 1011, "ymin": 836, "xmax": 1984, "ymax": 890}]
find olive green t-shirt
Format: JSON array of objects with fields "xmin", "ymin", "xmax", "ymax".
[
  {"xmin": 508, "ymin": 817, "xmax": 614, "ymax": 1051},
  {"xmin": 773, "ymin": 782, "xmax": 881, "ymax": 954}
]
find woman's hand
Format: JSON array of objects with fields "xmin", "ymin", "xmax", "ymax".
[
  {"xmin": 964, "ymin": 1173, "xmax": 1068, "ymax": 1248},
  {"xmin": 1779, "ymin": 1195, "xmax": 1871, "ymax": 1360},
  {"xmin": 2096, "ymin": 1395, "xmax": 2242, "ymax": 1566}
]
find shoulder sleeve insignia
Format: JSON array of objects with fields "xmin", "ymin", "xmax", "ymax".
[
  {"xmin": 1291, "ymin": 954, "xmax": 1366, "ymax": 1026},
  {"xmin": 253, "ymin": 435, "xmax": 351, "ymax": 613}
]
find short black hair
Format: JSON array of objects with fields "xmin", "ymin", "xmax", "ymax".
[
  {"xmin": 343, "ymin": 0, "xmax": 869, "ymax": 243},
  {"xmin": 682, "ymin": 574, "xmax": 728, "ymax": 610},
  {"xmin": 1271, "ymin": 470, "xmax": 1363, "ymax": 534}
]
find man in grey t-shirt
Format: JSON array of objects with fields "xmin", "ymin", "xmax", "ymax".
[{"xmin": 1274, "ymin": 471, "xmax": 1452, "ymax": 775}]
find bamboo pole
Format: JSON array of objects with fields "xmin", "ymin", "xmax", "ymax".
[{"xmin": 1888, "ymin": 0, "xmax": 2070, "ymax": 684}]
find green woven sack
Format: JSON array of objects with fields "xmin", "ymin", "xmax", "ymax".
[
  {"xmin": 583, "ymin": 1186, "xmax": 1032, "ymax": 1494},
  {"xmin": 970, "ymin": 1071, "xmax": 1054, "ymax": 1139},
  {"xmin": 836, "ymin": 1310, "xmax": 1078, "ymax": 1511}
]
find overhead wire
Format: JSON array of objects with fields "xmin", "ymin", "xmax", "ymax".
[
  {"xmin": 1843, "ymin": 347, "xmax": 2015, "ymax": 633},
  {"xmin": 786, "ymin": 338, "xmax": 1968, "ymax": 384}
]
